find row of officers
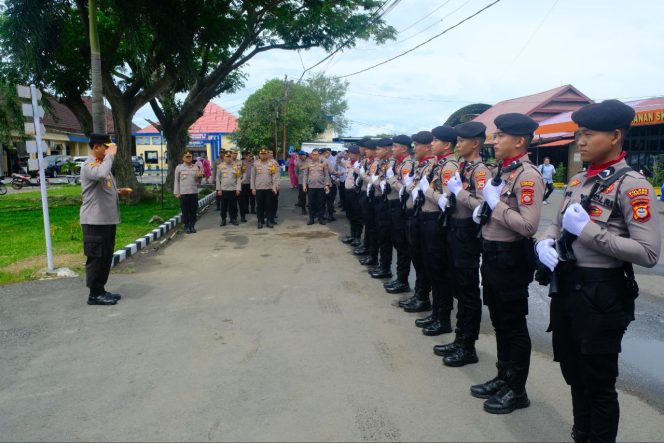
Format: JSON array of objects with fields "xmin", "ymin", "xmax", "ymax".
[{"xmin": 333, "ymin": 101, "xmax": 660, "ymax": 443}]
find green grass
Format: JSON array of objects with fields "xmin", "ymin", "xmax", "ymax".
[{"xmin": 0, "ymin": 184, "xmax": 206, "ymax": 286}]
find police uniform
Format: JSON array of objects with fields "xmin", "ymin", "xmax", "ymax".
[
  {"xmin": 340, "ymin": 145, "xmax": 363, "ymax": 245},
  {"xmin": 268, "ymin": 156, "xmax": 280, "ymax": 223},
  {"xmin": 304, "ymin": 151, "xmax": 331, "ymax": 224},
  {"xmin": 295, "ymin": 152, "xmax": 308, "ymax": 214},
  {"xmin": 358, "ymin": 142, "xmax": 381, "ymax": 266},
  {"xmin": 174, "ymin": 157, "xmax": 202, "ymax": 233},
  {"xmin": 538, "ymin": 100, "xmax": 661, "ymax": 442},
  {"xmin": 471, "ymin": 113, "xmax": 543, "ymax": 414},
  {"xmin": 383, "ymin": 135, "xmax": 414, "ymax": 294},
  {"xmin": 369, "ymin": 138, "xmax": 395, "ymax": 279},
  {"xmin": 251, "ymin": 150, "xmax": 279, "ymax": 228},
  {"xmin": 325, "ymin": 149, "xmax": 339, "ymax": 221},
  {"xmin": 216, "ymin": 153, "xmax": 242, "ymax": 226},
  {"xmin": 80, "ymin": 133, "xmax": 121, "ymax": 306},
  {"xmin": 212, "ymin": 153, "xmax": 224, "ymax": 210},
  {"xmin": 238, "ymin": 155, "xmax": 253, "ymax": 222},
  {"xmin": 435, "ymin": 122, "xmax": 491, "ymax": 367}
]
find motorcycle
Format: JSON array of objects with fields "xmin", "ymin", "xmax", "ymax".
[{"xmin": 11, "ymin": 173, "xmax": 46, "ymax": 190}]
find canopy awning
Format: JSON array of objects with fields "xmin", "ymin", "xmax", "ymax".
[{"xmin": 536, "ymin": 139, "xmax": 573, "ymax": 147}]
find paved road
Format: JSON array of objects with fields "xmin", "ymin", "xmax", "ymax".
[{"xmin": 1, "ymin": 188, "xmax": 663, "ymax": 441}]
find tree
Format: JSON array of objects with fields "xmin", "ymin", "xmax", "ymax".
[
  {"xmin": 235, "ymin": 78, "xmax": 321, "ymax": 152},
  {"xmin": 306, "ymin": 73, "xmax": 350, "ymax": 136},
  {"xmin": 444, "ymin": 103, "xmax": 492, "ymax": 126},
  {"xmin": 87, "ymin": 0, "xmax": 104, "ymax": 133}
]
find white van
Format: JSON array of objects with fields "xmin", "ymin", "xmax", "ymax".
[{"xmin": 299, "ymin": 142, "xmax": 345, "ymax": 154}]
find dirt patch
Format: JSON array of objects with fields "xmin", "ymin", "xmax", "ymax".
[
  {"xmin": 277, "ymin": 230, "xmax": 335, "ymax": 239},
  {"xmin": 4, "ymin": 253, "xmax": 84, "ymax": 274}
]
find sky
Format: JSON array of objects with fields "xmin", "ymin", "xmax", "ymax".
[{"xmin": 133, "ymin": 0, "xmax": 664, "ymax": 137}]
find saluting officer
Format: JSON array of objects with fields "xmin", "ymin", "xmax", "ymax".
[
  {"xmin": 175, "ymin": 151, "xmax": 203, "ymax": 234},
  {"xmin": 216, "ymin": 151, "xmax": 242, "ymax": 226},
  {"xmin": 340, "ymin": 144, "xmax": 363, "ymax": 246},
  {"xmin": 536, "ymin": 100, "xmax": 660, "ymax": 443},
  {"xmin": 415, "ymin": 125, "xmax": 457, "ymax": 336},
  {"xmin": 383, "ymin": 134, "xmax": 414, "ymax": 295},
  {"xmin": 295, "ymin": 150, "xmax": 308, "ymax": 214},
  {"xmin": 303, "ymin": 148, "xmax": 331, "ymax": 225},
  {"xmin": 368, "ymin": 138, "xmax": 394, "ymax": 279},
  {"xmin": 470, "ymin": 113, "xmax": 543, "ymax": 414},
  {"xmin": 80, "ymin": 133, "xmax": 132, "ymax": 306},
  {"xmin": 251, "ymin": 148, "xmax": 279, "ymax": 229},
  {"xmin": 435, "ymin": 121, "xmax": 490, "ymax": 367}
]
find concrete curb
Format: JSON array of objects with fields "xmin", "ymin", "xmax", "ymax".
[{"xmin": 111, "ymin": 192, "xmax": 216, "ymax": 268}]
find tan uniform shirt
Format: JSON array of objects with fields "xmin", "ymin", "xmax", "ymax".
[
  {"xmin": 241, "ymin": 161, "xmax": 252, "ymax": 185},
  {"xmin": 542, "ymin": 159, "xmax": 660, "ymax": 268},
  {"xmin": 405, "ymin": 157, "xmax": 436, "ymax": 210},
  {"xmin": 251, "ymin": 159, "xmax": 278, "ymax": 190},
  {"xmin": 215, "ymin": 162, "xmax": 242, "ymax": 192},
  {"xmin": 424, "ymin": 153, "xmax": 459, "ymax": 212},
  {"xmin": 482, "ymin": 153, "xmax": 544, "ymax": 242},
  {"xmin": 174, "ymin": 163, "xmax": 201, "ymax": 195},
  {"xmin": 303, "ymin": 158, "xmax": 331, "ymax": 188},
  {"xmin": 211, "ymin": 157, "xmax": 223, "ymax": 183},
  {"xmin": 268, "ymin": 159, "xmax": 281, "ymax": 190},
  {"xmin": 370, "ymin": 158, "xmax": 391, "ymax": 198},
  {"xmin": 359, "ymin": 157, "xmax": 377, "ymax": 192},
  {"xmin": 295, "ymin": 158, "xmax": 307, "ymax": 184},
  {"xmin": 386, "ymin": 155, "xmax": 415, "ymax": 197},
  {"xmin": 80, "ymin": 154, "xmax": 120, "ymax": 225},
  {"xmin": 454, "ymin": 160, "xmax": 490, "ymax": 219},
  {"xmin": 343, "ymin": 159, "xmax": 356, "ymax": 189}
]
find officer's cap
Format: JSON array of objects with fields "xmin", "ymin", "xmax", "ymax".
[
  {"xmin": 411, "ymin": 131, "xmax": 434, "ymax": 145},
  {"xmin": 359, "ymin": 138, "xmax": 373, "ymax": 148},
  {"xmin": 298, "ymin": 150, "xmax": 307, "ymax": 156},
  {"xmin": 431, "ymin": 125, "xmax": 456, "ymax": 143},
  {"xmin": 183, "ymin": 151, "xmax": 193, "ymax": 157},
  {"xmin": 223, "ymin": 152, "xmax": 232, "ymax": 157},
  {"xmin": 347, "ymin": 144, "xmax": 360, "ymax": 154},
  {"xmin": 89, "ymin": 133, "xmax": 111, "ymax": 146},
  {"xmin": 572, "ymin": 99, "xmax": 635, "ymax": 131},
  {"xmin": 494, "ymin": 113, "xmax": 539, "ymax": 136},
  {"xmin": 364, "ymin": 139, "xmax": 377, "ymax": 150},
  {"xmin": 311, "ymin": 148, "xmax": 320, "ymax": 153},
  {"xmin": 259, "ymin": 148, "xmax": 269, "ymax": 154},
  {"xmin": 376, "ymin": 138, "xmax": 393, "ymax": 148},
  {"xmin": 455, "ymin": 121, "xmax": 486, "ymax": 139},
  {"xmin": 392, "ymin": 134, "xmax": 412, "ymax": 147}
]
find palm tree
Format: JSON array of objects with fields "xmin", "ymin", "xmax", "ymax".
[{"xmin": 88, "ymin": 0, "xmax": 104, "ymax": 133}]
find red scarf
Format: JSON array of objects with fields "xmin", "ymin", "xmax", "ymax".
[
  {"xmin": 586, "ymin": 151, "xmax": 627, "ymax": 177},
  {"xmin": 420, "ymin": 155, "xmax": 435, "ymax": 162},
  {"xmin": 437, "ymin": 152, "xmax": 454, "ymax": 161},
  {"xmin": 395, "ymin": 154, "xmax": 407, "ymax": 167},
  {"xmin": 501, "ymin": 153, "xmax": 526, "ymax": 168}
]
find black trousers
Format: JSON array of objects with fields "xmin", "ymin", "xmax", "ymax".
[
  {"xmin": 180, "ymin": 193, "xmax": 198, "ymax": 227},
  {"xmin": 447, "ymin": 219, "xmax": 482, "ymax": 344},
  {"xmin": 307, "ymin": 187, "xmax": 326, "ymax": 221},
  {"xmin": 255, "ymin": 189, "xmax": 275, "ymax": 222},
  {"xmin": 216, "ymin": 195, "xmax": 221, "ymax": 210},
  {"xmin": 419, "ymin": 212, "xmax": 452, "ymax": 320},
  {"xmin": 82, "ymin": 224, "xmax": 116, "ymax": 296},
  {"xmin": 480, "ymin": 240, "xmax": 533, "ymax": 392},
  {"xmin": 544, "ymin": 182, "xmax": 554, "ymax": 201},
  {"xmin": 345, "ymin": 190, "xmax": 363, "ymax": 239},
  {"xmin": 271, "ymin": 190, "xmax": 279, "ymax": 219},
  {"xmin": 297, "ymin": 184, "xmax": 307, "ymax": 209},
  {"xmin": 359, "ymin": 192, "xmax": 377, "ymax": 258},
  {"xmin": 338, "ymin": 183, "xmax": 346, "ymax": 210},
  {"xmin": 373, "ymin": 198, "xmax": 393, "ymax": 270},
  {"xmin": 325, "ymin": 183, "xmax": 337, "ymax": 217},
  {"xmin": 550, "ymin": 269, "xmax": 630, "ymax": 443},
  {"xmin": 239, "ymin": 183, "xmax": 251, "ymax": 218},
  {"xmin": 249, "ymin": 192, "xmax": 256, "ymax": 212},
  {"xmin": 406, "ymin": 212, "xmax": 430, "ymax": 301},
  {"xmin": 220, "ymin": 190, "xmax": 238, "ymax": 221},
  {"xmin": 389, "ymin": 199, "xmax": 410, "ymax": 283}
]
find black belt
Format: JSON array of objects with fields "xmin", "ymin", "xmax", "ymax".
[
  {"xmin": 405, "ymin": 208, "xmax": 415, "ymax": 216},
  {"xmin": 560, "ymin": 266, "xmax": 623, "ymax": 283},
  {"xmin": 418, "ymin": 211, "xmax": 439, "ymax": 220},
  {"xmin": 482, "ymin": 239, "xmax": 524, "ymax": 252},
  {"xmin": 388, "ymin": 199, "xmax": 401, "ymax": 207},
  {"xmin": 449, "ymin": 217, "xmax": 475, "ymax": 228}
]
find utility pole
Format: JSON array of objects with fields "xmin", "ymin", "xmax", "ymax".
[{"xmin": 281, "ymin": 74, "xmax": 290, "ymax": 161}]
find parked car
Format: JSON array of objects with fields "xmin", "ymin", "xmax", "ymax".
[
  {"xmin": 73, "ymin": 156, "xmax": 88, "ymax": 173},
  {"xmin": 42, "ymin": 155, "xmax": 71, "ymax": 178},
  {"xmin": 132, "ymin": 155, "xmax": 145, "ymax": 176}
]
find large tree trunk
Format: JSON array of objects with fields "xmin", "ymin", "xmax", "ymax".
[
  {"xmin": 88, "ymin": 0, "xmax": 105, "ymax": 134},
  {"xmin": 163, "ymin": 126, "xmax": 189, "ymax": 192},
  {"xmin": 110, "ymin": 103, "xmax": 143, "ymax": 197}
]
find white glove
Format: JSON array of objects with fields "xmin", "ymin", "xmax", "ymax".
[
  {"xmin": 371, "ymin": 174, "xmax": 379, "ymax": 183},
  {"xmin": 403, "ymin": 174, "xmax": 414, "ymax": 188},
  {"xmin": 411, "ymin": 186, "xmax": 419, "ymax": 204},
  {"xmin": 535, "ymin": 238, "xmax": 559, "ymax": 272},
  {"xmin": 386, "ymin": 168, "xmax": 394, "ymax": 179},
  {"xmin": 482, "ymin": 180, "xmax": 504, "ymax": 210},
  {"xmin": 419, "ymin": 175, "xmax": 429, "ymax": 193},
  {"xmin": 447, "ymin": 172, "xmax": 462, "ymax": 196},
  {"xmin": 360, "ymin": 166, "xmax": 366, "ymax": 175},
  {"xmin": 399, "ymin": 186, "xmax": 405, "ymax": 198},
  {"xmin": 472, "ymin": 205, "xmax": 482, "ymax": 224},
  {"xmin": 366, "ymin": 185, "xmax": 371, "ymax": 196},
  {"xmin": 353, "ymin": 161, "xmax": 360, "ymax": 169},
  {"xmin": 437, "ymin": 194, "xmax": 448, "ymax": 211},
  {"xmin": 355, "ymin": 177, "xmax": 361, "ymax": 187},
  {"xmin": 380, "ymin": 181, "xmax": 386, "ymax": 192},
  {"xmin": 562, "ymin": 203, "xmax": 591, "ymax": 236}
]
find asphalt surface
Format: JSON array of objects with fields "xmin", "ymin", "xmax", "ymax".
[{"xmin": 1, "ymin": 185, "xmax": 663, "ymax": 441}]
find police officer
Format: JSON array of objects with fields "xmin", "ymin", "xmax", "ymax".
[
  {"xmin": 470, "ymin": 113, "xmax": 543, "ymax": 414},
  {"xmin": 295, "ymin": 150, "xmax": 308, "ymax": 214},
  {"xmin": 383, "ymin": 134, "xmax": 414, "ymax": 294},
  {"xmin": 340, "ymin": 144, "xmax": 363, "ymax": 245},
  {"xmin": 536, "ymin": 100, "xmax": 660, "ymax": 442},
  {"xmin": 238, "ymin": 151, "xmax": 253, "ymax": 223},
  {"xmin": 251, "ymin": 148, "xmax": 279, "ymax": 229},
  {"xmin": 323, "ymin": 148, "xmax": 339, "ymax": 221},
  {"xmin": 356, "ymin": 140, "xmax": 380, "ymax": 266},
  {"xmin": 267, "ymin": 150, "xmax": 280, "ymax": 223},
  {"xmin": 213, "ymin": 149, "xmax": 224, "ymax": 211},
  {"xmin": 175, "ymin": 151, "xmax": 203, "ymax": 234},
  {"xmin": 434, "ymin": 121, "xmax": 491, "ymax": 367},
  {"xmin": 303, "ymin": 148, "xmax": 331, "ymax": 225},
  {"xmin": 80, "ymin": 134, "xmax": 132, "ymax": 306},
  {"xmin": 216, "ymin": 151, "xmax": 242, "ymax": 226},
  {"xmin": 368, "ymin": 138, "xmax": 394, "ymax": 279}
]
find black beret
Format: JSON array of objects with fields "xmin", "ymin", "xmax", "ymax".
[
  {"xmin": 89, "ymin": 133, "xmax": 111, "ymax": 145},
  {"xmin": 572, "ymin": 99, "xmax": 635, "ymax": 131},
  {"xmin": 455, "ymin": 121, "xmax": 486, "ymax": 138},
  {"xmin": 392, "ymin": 134, "xmax": 412, "ymax": 146},
  {"xmin": 311, "ymin": 148, "xmax": 320, "ymax": 153},
  {"xmin": 411, "ymin": 131, "xmax": 433, "ymax": 144},
  {"xmin": 359, "ymin": 138, "xmax": 373, "ymax": 148},
  {"xmin": 364, "ymin": 139, "xmax": 377, "ymax": 150},
  {"xmin": 347, "ymin": 144, "xmax": 360, "ymax": 154},
  {"xmin": 431, "ymin": 125, "xmax": 456, "ymax": 143},
  {"xmin": 494, "ymin": 113, "xmax": 539, "ymax": 136},
  {"xmin": 376, "ymin": 138, "xmax": 393, "ymax": 147}
]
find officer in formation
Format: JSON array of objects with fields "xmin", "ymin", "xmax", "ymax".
[
  {"xmin": 216, "ymin": 151, "xmax": 242, "ymax": 226},
  {"xmin": 322, "ymin": 148, "xmax": 339, "ymax": 222},
  {"xmin": 340, "ymin": 145, "xmax": 363, "ymax": 246},
  {"xmin": 295, "ymin": 150, "xmax": 308, "ymax": 215},
  {"xmin": 266, "ymin": 150, "xmax": 281, "ymax": 223},
  {"xmin": 367, "ymin": 138, "xmax": 395, "ymax": 279},
  {"xmin": 174, "ymin": 150, "xmax": 203, "ymax": 234},
  {"xmin": 80, "ymin": 133, "xmax": 132, "ymax": 306},
  {"xmin": 250, "ymin": 148, "xmax": 279, "ymax": 229},
  {"xmin": 535, "ymin": 100, "xmax": 660, "ymax": 442},
  {"xmin": 238, "ymin": 151, "xmax": 253, "ymax": 222},
  {"xmin": 354, "ymin": 140, "xmax": 379, "ymax": 266},
  {"xmin": 213, "ymin": 149, "xmax": 224, "ymax": 211},
  {"xmin": 303, "ymin": 148, "xmax": 331, "ymax": 225}
]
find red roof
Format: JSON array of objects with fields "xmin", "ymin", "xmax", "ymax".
[
  {"xmin": 138, "ymin": 102, "xmax": 238, "ymax": 134},
  {"xmin": 43, "ymin": 96, "xmax": 140, "ymax": 134}
]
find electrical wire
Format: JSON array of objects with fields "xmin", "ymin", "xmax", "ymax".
[{"xmin": 512, "ymin": 0, "xmax": 560, "ymax": 62}]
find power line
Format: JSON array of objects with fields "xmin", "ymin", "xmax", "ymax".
[
  {"xmin": 397, "ymin": 0, "xmax": 452, "ymax": 34},
  {"xmin": 335, "ymin": 0, "xmax": 502, "ymax": 79},
  {"xmin": 512, "ymin": 0, "xmax": 560, "ymax": 62}
]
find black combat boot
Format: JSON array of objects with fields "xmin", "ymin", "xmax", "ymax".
[
  {"xmin": 403, "ymin": 297, "xmax": 432, "ymax": 313},
  {"xmin": 483, "ymin": 386, "xmax": 530, "ymax": 414},
  {"xmin": 341, "ymin": 235, "xmax": 355, "ymax": 244},
  {"xmin": 353, "ymin": 246, "xmax": 369, "ymax": 255},
  {"xmin": 230, "ymin": 219, "xmax": 239, "ymax": 226},
  {"xmin": 306, "ymin": 218, "xmax": 315, "ymax": 225},
  {"xmin": 220, "ymin": 219, "xmax": 227, "ymax": 226},
  {"xmin": 87, "ymin": 292, "xmax": 117, "ymax": 306},
  {"xmin": 189, "ymin": 224, "xmax": 197, "ymax": 233},
  {"xmin": 422, "ymin": 317, "xmax": 453, "ymax": 336},
  {"xmin": 433, "ymin": 335, "xmax": 463, "ymax": 357},
  {"xmin": 443, "ymin": 340, "xmax": 479, "ymax": 367},
  {"xmin": 571, "ymin": 427, "xmax": 589, "ymax": 443},
  {"xmin": 359, "ymin": 256, "xmax": 378, "ymax": 266},
  {"xmin": 415, "ymin": 314, "xmax": 436, "ymax": 328},
  {"xmin": 470, "ymin": 361, "xmax": 507, "ymax": 399},
  {"xmin": 398, "ymin": 294, "xmax": 417, "ymax": 308},
  {"xmin": 266, "ymin": 219, "xmax": 274, "ymax": 228},
  {"xmin": 257, "ymin": 219, "xmax": 264, "ymax": 229},
  {"xmin": 370, "ymin": 268, "xmax": 392, "ymax": 279}
]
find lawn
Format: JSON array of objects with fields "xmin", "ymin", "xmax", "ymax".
[{"xmin": 0, "ymin": 184, "xmax": 206, "ymax": 286}]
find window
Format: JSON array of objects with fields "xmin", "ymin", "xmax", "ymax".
[
  {"xmin": 151, "ymin": 136, "xmax": 162, "ymax": 145},
  {"xmin": 136, "ymin": 136, "xmax": 151, "ymax": 145},
  {"xmin": 145, "ymin": 151, "xmax": 159, "ymax": 164}
]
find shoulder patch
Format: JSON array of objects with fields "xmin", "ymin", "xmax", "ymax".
[
  {"xmin": 570, "ymin": 179, "xmax": 581, "ymax": 187},
  {"xmin": 602, "ymin": 183, "xmax": 615, "ymax": 194},
  {"xmin": 626, "ymin": 188, "xmax": 649, "ymax": 199},
  {"xmin": 520, "ymin": 180, "xmax": 535, "ymax": 187},
  {"xmin": 475, "ymin": 171, "xmax": 487, "ymax": 178},
  {"xmin": 630, "ymin": 197, "xmax": 651, "ymax": 223},
  {"xmin": 521, "ymin": 188, "xmax": 534, "ymax": 205},
  {"xmin": 476, "ymin": 178, "xmax": 487, "ymax": 190}
]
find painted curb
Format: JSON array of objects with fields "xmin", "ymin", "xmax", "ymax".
[{"xmin": 111, "ymin": 192, "xmax": 215, "ymax": 268}]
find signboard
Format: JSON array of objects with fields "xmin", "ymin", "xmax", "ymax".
[{"xmin": 632, "ymin": 108, "xmax": 664, "ymax": 126}]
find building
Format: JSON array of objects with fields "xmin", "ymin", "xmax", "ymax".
[{"xmin": 135, "ymin": 102, "xmax": 238, "ymax": 171}]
